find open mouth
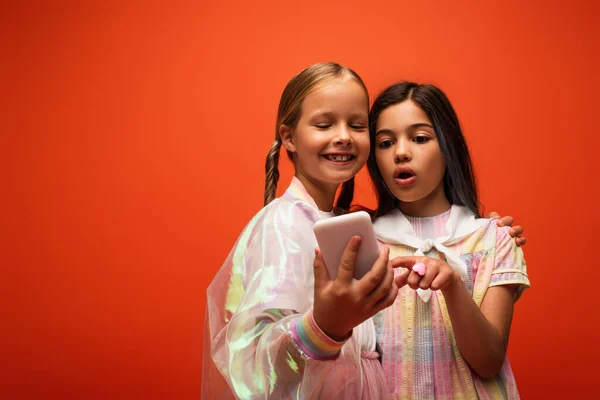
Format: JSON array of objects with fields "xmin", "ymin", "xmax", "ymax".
[
  {"xmin": 396, "ymin": 171, "xmax": 414, "ymax": 179},
  {"xmin": 323, "ymin": 154, "xmax": 354, "ymax": 162},
  {"xmin": 394, "ymin": 168, "xmax": 416, "ymax": 185}
]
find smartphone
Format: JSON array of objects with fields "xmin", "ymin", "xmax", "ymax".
[{"xmin": 313, "ymin": 211, "xmax": 380, "ymax": 280}]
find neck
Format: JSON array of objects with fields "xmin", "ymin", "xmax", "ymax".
[
  {"xmin": 295, "ymin": 172, "xmax": 338, "ymax": 212},
  {"xmin": 399, "ymin": 182, "xmax": 451, "ymax": 217}
]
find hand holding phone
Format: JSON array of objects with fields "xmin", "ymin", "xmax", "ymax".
[
  {"xmin": 313, "ymin": 211, "xmax": 380, "ymax": 280},
  {"xmin": 311, "ymin": 215, "xmax": 400, "ymax": 342}
]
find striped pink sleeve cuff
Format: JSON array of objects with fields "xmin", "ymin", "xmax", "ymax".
[{"xmin": 290, "ymin": 308, "xmax": 350, "ymax": 360}]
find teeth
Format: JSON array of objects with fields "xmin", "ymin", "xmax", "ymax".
[{"xmin": 326, "ymin": 155, "xmax": 352, "ymax": 162}]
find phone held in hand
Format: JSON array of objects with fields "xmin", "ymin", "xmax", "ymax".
[{"xmin": 313, "ymin": 211, "xmax": 380, "ymax": 280}]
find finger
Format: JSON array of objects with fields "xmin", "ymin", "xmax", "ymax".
[
  {"xmin": 418, "ymin": 262, "xmax": 438, "ymax": 291},
  {"xmin": 313, "ymin": 249, "xmax": 331, "ymax": 289},
  {"xmin": 394, "ymin": 269, "xmax": 410, "ymax": 289},
  {"xmin": 375, "ymin": 281, "xmax": 399, "ymax": 311},
  {"xmin": 509, "ymin": 226, "xmax": 523, "ymax": 237},
  {"xmin": 390, "ymin": 256, "xmax": 419, "ymax": 270},
  {"xmin": 430, "ymin": 269, "xmax": 455, "ymax": 291},
  {"xmin": 496, "ymin": 215, "xmax": 514, "ymax": 227},
  {"xmin": 359, "ymin": 246, "xmax": 390, "ymax": 294},
  {"xmin": 488, "ymin": 211, "xmax": 500, "ymax": 219},
  {"xmin": 336, "ymin": 236, "xmax": 361, "ymax": 284},
  {"xmin": 407, "ymin": 270, "xmax": 422, "ymax": 290},
  {"xmin": 367, "ymin": 258, "xmax": 394, "ymax": 305},
  {"xmin": 516, "ymin": 237, "xmax": 527, "ymax": 247}
]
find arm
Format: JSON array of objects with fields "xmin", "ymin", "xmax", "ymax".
[
  {"xmin": 392, "ymin": 257, "xmax": 513, "ymax": 378},
  {"xmin": 205, "ymin": 217, "xmax": 370, "ymax": 399},
  {"xmin": 391, "ymin": 225, "xmax": 528, "ymax": 379},
  {"xmin": 441, "ymin": 276, "xmax": 515, "ymax": 378},
  {"xmin": 445, "ymin": 220, "xmax": 530, "ymax": 377}
]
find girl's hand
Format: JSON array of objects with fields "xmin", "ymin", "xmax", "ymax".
[
  {"xmin": 487, "ymin": 212, "xmax": 526, "ymax": 246},
  {"xmin": 312, "ymin": 237, "xmax": 406, "ymax": 341},
  {"xmin": 390, "ymin": 256, "xmax": 461, "ymax": 295}
]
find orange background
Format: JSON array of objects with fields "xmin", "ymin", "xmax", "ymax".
[{"xmin": 3, "ymin": 1, "xmax": 599, "ymax": 398}]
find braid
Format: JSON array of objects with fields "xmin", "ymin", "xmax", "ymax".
[
  {"xmin": 264, "ymin": 139, "xmax": 281, "ymax": 206},
  {"xmin": 335, "ymin": 177, "xmax": 355, "ymax": 212}
]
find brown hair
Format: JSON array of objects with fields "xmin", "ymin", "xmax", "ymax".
[
  {"xmin": 264, "ymin": 62, "xmax": 368, "ymax": 209},
  {"xmin": 367, "ymin": 82, "xmax": 480, "ymax": 219}
]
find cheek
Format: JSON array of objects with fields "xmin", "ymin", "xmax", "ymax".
[
  {"xmin": 431, "ymin": 151, "xmax": 446, "ymax": 179},
  {"xmin": 356, "ymin": 136, "xmax": 370, "ymax": 156},
  {"xmin": 435, "ymin": 148, "xmax": 445, "ymax": 166},
  {"xmin": 375, "ymin": 151, "xmax": 391, "ymax": 175},
  {"xmin": 296, "ymin": 136, "xmax": 319, "ymax": 154}
]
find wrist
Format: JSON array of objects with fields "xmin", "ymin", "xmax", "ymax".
[
  {"xmin": 441, "ymin": 271, "xmax": 464, "ymax": 296},
  {"xmin": 322, "ymin": 328, "xmax": 352, "ymax": 342},
  {"xmin": 291, "ymin": 309, "xmax": 351, "ymax": 360},
  {"xmin": 313, "ymin": 311, "xmax": 352, "ymax": 342}
]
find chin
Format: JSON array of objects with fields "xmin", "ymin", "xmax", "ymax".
[
  {"xmin": 388, "ymin": 188, "xmax": 422, "ymax": 204},
  {"xmin": 325, "ymin": 171, "xmax": 358, "ymax": 183},
  {"xmin": 329, "ymin": 176, "xmax": 354, "ymax": 185}
]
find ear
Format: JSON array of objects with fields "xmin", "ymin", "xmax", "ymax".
[{"xmin": 279, "ymin": 124, "xmax": 296, "ymax": 153}]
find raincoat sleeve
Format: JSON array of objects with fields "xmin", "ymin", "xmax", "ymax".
[{"xmin": 201, "ymin": 205, "xmax": 364, "ymax": 399}]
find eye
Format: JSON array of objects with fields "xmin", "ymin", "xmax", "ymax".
[
  {"xmin": 413, "ymin": 135, "xmax": 431, "ymax": 144},
  {"xmin": 378, "ymin": 139, "xmax": 394, "ymax": 149},
  {"xmin": 350, "ymin": 124, "xmax": 366, "ymax": 131},
  {"xmin": 315, "ymin": 124, "xmax": 332, "ymax": 130}
]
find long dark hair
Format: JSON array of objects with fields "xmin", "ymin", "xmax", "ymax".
[{"xmin": 367, "ymin": 82, "xmax": 481, "ymax": 219}]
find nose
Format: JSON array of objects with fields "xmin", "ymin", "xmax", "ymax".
[
  {"xmin": 333, "ymin": 125, "xmax": 352, "ymax": 146},
  {"xmin": 394, "ymin": 138, "xmax": 412, "ymax": 163}
]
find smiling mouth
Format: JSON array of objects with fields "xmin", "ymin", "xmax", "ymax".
[{"xmin": 323, "ymin": 154, "xmax": 354, "ymax": 162}]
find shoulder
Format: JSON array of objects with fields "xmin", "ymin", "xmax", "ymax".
[
  {"xmin": 263, "ymin": 196, "xmax": 319, "ymax": 226},
  {"xmin": 479, "ymin": 219, "xmax": 514, "ymax": 249},
  {"xmin": 466, "ymin": 218, "xmax": 508, "ymax": 243},
  {"xmin": 462, "ymin": 219, "xmax": 519, "ymax": 258},
  {"xmin": 241, "ymin": 196, "xmax": 320, "ymax": 245}
]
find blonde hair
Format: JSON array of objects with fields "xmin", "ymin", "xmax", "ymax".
[{"xmin": 264, "ymin": 62, "xmax": 368, "ymax": 207}]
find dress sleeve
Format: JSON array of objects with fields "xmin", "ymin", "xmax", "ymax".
[{"xmin": 489, "ymin": 223, "xmax": 531, "ymax": 301}]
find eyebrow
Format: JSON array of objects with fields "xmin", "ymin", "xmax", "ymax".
[
  {"xmin": 309, "ymin": 111, "xmax": 368, "ymax": 119},
  {"xmin": 376, "ymin": 123, "xmax": 434, "ymax": 136}
]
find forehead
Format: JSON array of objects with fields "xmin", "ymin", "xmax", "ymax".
[
  {"xmin": 377, "ymin": 100, "xmax": 432, "ymax": 129},
  {"xmin": 301, "ymin": 77, "xmax": 369, "ymax": 116}
]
